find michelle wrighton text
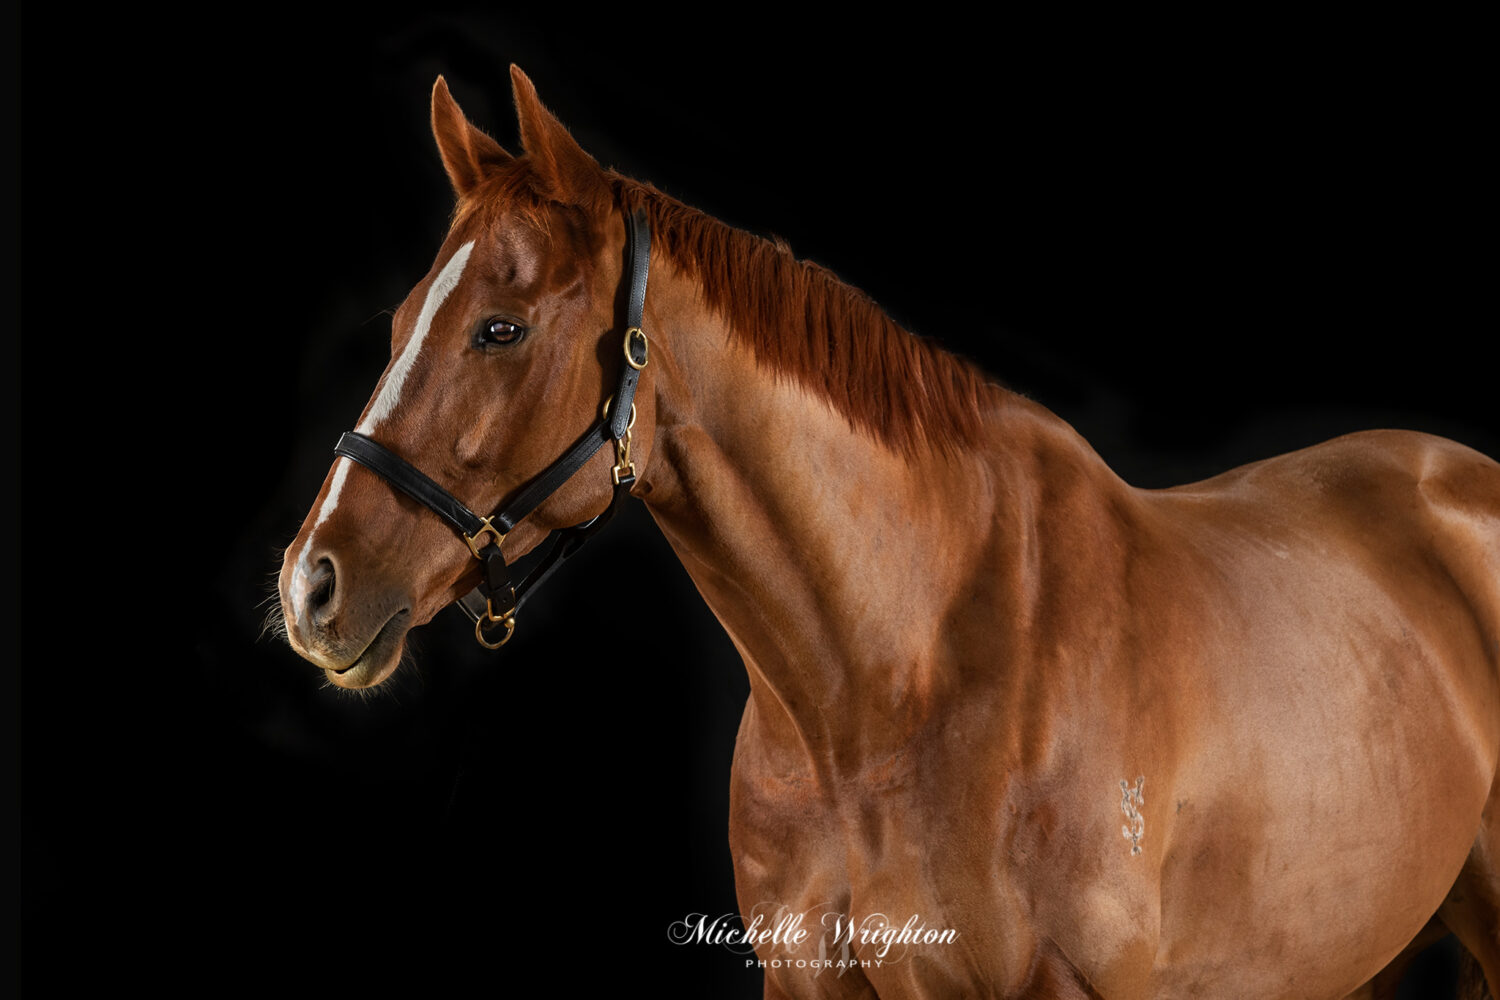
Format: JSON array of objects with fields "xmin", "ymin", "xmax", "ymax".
[{"xmin": 668, "ymin": 905, "xmax": 959, "ymax": 967}]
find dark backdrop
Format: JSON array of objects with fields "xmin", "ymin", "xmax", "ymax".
[{"xmin": 18, "ymin": 7, "xmax": 1490, "ymax": 997}]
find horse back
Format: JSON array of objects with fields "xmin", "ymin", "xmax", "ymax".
[{"xmin": 1157, "ymin": 427, "xmax": 1500, "ymax": 681}]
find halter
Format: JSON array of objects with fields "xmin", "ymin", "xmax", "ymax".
[{"xmin": 331, "ymin": 207, "xmax": 652, "ymax": 649}]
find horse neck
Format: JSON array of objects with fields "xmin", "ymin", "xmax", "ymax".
[{"xmin": 635, "ymin": 257, "xmax": 1125, "ymax": 771}]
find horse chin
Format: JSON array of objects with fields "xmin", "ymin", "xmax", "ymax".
[{"xmin": 323, "ymin": 610, "xmax": 410, "ymax": 690}]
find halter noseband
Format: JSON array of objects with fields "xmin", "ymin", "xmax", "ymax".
[{"xmin": 331, "ymin": 208, "xmax": 652, "ymax": 649}]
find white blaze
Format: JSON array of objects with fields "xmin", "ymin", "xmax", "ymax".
[
  {"xmin": 289, "ymin": 240, "xmax": 475, "ymax": 610},
  {"xmin": 358, "ymin": 239, "xmax": 475, "ymax": 433}
]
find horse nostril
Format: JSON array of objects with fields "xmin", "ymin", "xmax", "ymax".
[{"xmin": 306, "ymin": 557, "xmax": 336, "ymax": 618}]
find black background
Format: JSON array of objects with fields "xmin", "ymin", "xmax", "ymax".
[{"xmin": 15, "ymin": 6, "xmax": 1491, "ymax": 997}]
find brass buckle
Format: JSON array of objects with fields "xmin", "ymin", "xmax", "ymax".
[
  {"xmin": 475, "ymin": 597, "xmax": 516, "ymax": 649},
  {"xmin": 463, "ymin": 516, "xmax": 506, "ymax": 560},
  {"xmin": 623, "ymin": 327, "xmax": 648, "ymax": 371}
]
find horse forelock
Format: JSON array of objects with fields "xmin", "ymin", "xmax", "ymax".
[{"xmin": 447, "ymin": 156, "xmax": 610, "ymax": 240}]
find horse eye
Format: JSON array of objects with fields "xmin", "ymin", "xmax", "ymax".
[{"xmin": 480, "ymin": 318, "xmax": 526, "ymax": 346}]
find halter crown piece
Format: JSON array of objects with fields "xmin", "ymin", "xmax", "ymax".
[{"xmin": 332, "ymin": 208, "xmax": 652, "ymax": 648}]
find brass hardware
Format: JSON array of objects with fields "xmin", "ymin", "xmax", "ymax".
[
  {"xmin": 463, "ymin": 516, "xmax": 506, "ymax": 560},
  {"xmin": 601, "ymin": 396, "xmax": 637, "ymax": 431},
  {"xmin": 611, "ymin": 421, "xmax": 637, "ymax": 484},
  {"xmin": 603, "ymin": 396, "xmax": 638, "ymax": 484},
  {"xmin": 475, "ymin": 597, "xmax": 516, "ymax": 649},
  {"xmin": 623, "ymin": 327, "xmax": 649, "ymax": 370}
]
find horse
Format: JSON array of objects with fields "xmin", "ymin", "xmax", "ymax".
[{"xmin": 276, "ymin": 67, "xmax": 1500, "ymax": 999}]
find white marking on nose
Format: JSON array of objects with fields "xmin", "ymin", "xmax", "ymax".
[
  {"xmin": 290, "ymin": 458, "xmax": 353, "ymax": 612},
  {"xmin": 357, "ymin": 239, "xmax": 475, "ymax": 434}
]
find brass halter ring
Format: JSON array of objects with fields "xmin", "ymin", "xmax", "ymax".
[
  {"xmin": 601, "ymin": 396, "xmax": 638, "ymax": 430},
  {"xmin": 475, "ymin": 597, "xmax": 517, "ymax": 649}
]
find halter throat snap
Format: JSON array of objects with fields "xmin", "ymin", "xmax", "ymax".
[{"xmin": 332, "ymin": 207, "xmax": 652, "ymax": 648}]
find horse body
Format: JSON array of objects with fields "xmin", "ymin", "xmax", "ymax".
[
  {"xmin": 277, "ymin": 69, "xmax": 1500, "ymax": 998},
  {"xmin": 648, "ymin": 300, "xmax": 1500, "ymax": 996}
]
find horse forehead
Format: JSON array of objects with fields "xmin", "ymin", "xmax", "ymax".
[{"xmin": 393, "ymin": 222, "xmax": 554, "ymax": 334}]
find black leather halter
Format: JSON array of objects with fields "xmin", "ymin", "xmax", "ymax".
[{"xmin": 331, "ymin": 208, "xmax": 652, "ymax": 648}]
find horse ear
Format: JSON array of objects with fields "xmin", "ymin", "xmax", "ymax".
[
  {"xmin": 509, "ymin": 64, "xmax": 605, "ymax": 205},
  {"xmin": 431, "ymin": 76, "xmax": 514, "ymax": 198}
]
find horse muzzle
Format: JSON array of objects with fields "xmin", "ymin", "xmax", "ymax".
[{"xmin": 279, "ymin": 547, "xmax": 412, "ymax": 688}]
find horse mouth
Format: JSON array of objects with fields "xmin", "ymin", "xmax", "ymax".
[{"xmin": 326, "ymin": 609, "xmax": 410, "ymax": 689}]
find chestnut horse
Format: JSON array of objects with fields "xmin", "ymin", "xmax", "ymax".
[{"xmin": 278, "ymin": 68, "xmax": 1500, "ymax": 999}]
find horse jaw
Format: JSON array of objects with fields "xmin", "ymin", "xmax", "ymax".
[{"xmin": 315, "ymin": 608, "xmax": 411, "ymax": 690}]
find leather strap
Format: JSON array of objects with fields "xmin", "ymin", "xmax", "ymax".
[
  {"xmin": 610, "ymin": 213, "xmax": 652, "ymax": 439},
  {"xmin": 625, "ymin": 208, "xmax": 651, "ymax": 331},
  {"xmin": 334, "ymin": 431, "xmax": 487, "ymax": 538},
  {"xmin": 489, "ymin": 423, "xmax": 613, "ymax": 534}
]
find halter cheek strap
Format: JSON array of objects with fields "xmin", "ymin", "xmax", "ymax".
[{"xmin": 331, "ymin": 207, "xmax": 652, "ymax": 649}]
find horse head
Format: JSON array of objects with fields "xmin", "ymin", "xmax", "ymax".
[{"xmin": 278, "ymin": 68, "xmax": 656, "ymax": 688}]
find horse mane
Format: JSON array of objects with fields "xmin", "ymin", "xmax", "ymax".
[
  {"xmin": 614, "ymin": 179, "xmax": 996, "ymax": 458},
  {"xmin": 454, "ymin": 162, "xmax": 998, "ymax": 458}
]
